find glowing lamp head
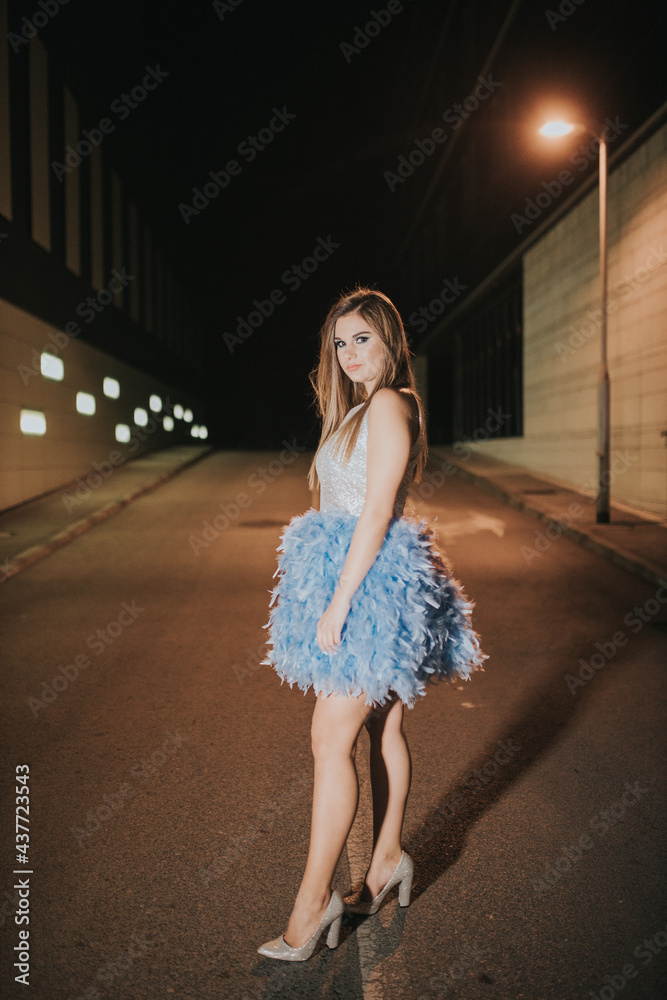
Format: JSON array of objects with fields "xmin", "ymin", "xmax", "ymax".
[{"xmin": 539, "ymin": 120, "xmax": 575, "ymax": 138}]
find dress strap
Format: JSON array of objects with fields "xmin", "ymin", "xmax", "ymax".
[{"xmin": 402, "ymin": 389, "xmax": 422, "ymax": 450}]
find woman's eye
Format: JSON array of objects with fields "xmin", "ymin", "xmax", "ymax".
[{"xmin": 335, "ymin": 336, "xmax": 368, "ymax": 348}]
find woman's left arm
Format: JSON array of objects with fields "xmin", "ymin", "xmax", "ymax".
[{"xmin": 316, "ymin": 389, "xmax": 413, "ymax": 654}]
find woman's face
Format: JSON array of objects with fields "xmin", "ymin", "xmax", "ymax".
[{"xmin": 333, "ymin": 311, "xmax": 386, "ymax": 393}]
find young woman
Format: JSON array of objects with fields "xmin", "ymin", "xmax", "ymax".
[{"xmin": 258, "ymin": 287, "xmax": 487, "ymax": 961}]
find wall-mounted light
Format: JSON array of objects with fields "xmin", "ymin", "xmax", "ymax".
[
  {"xmin": 40, "ymin": 352, "xmax": 64, "ymax": 381},
  {"xmin": 149, "ymin": 394, "xmax": 162, "ymax": 412},
  {"xmin": 103, "ymin": 377, "xmax": 120, "ymax": 398},
  {"xmin": 115, "ymin": 424, "xmax": 131, "ymax": 443},
  {"xmin": 183, "ymin": 408, "xmax": 193, "ymax": 422},
  {"xmin": 173, "ymin": 404, "xmax": 184, "ymax": 419},
  {"xmin": 134, "ymin": 407, "xmax": 148, "ymax": 426},
  {"xmin": 20, "ymin": 409, "xmax": 47, "ymax": 435},
  {"xmin": 76, "ymin": 392, "xmax": 96, "ymax": 415},
  {"xmin": 199, "ymin": 426, "xmax": 208, "ymax": 440}
]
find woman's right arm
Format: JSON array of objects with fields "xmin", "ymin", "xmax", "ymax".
[{"xmin": 315, "ymin": 389, "xmax": 413, "ymax": 653}]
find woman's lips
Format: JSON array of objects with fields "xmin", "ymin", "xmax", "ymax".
[{"xmin": 346, "ymin": 364, "xmax": 361, "ymax": 371}]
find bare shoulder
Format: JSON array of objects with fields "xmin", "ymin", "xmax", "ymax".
[
  {"xmin": 368, "ymin": 386, "xmax": 414, "ymax": 422},
  {"xmin": 368, "ymin": 387, "xmax": 418, "ymax": 441}
]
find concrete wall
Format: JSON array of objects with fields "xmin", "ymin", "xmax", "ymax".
[
  {"xmin": 473, "ymin": 122, "xmax": 667, "ymax": 518},
  {"xmin": 0, "ymin": 299, "xmax": 204, "ymax": 510}
]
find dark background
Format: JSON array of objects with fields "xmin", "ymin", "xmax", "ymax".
[{"xmin": 10, "ymin": 0, "xmax": 666, "ymax": 446}]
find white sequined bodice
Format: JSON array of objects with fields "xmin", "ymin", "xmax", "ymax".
[{"xmin": 316, "ymin": 401, "xmax": 420, "ymax": 518}]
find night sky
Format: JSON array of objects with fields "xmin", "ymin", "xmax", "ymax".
[{"xmin": 17, "ymin": 0, "xmax": 666, "ymax": 445}]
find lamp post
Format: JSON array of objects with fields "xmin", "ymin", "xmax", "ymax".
[{"xmin": 539, "ymin": 120, "xmax": 610, "ymax": 524}]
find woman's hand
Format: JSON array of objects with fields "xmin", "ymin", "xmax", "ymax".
[{"xmin": 316, "ymin": 591, "xmax": 351, "ymax": 654}]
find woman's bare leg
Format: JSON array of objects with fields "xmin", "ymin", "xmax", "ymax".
[
  {"xmin": 283, "ymin": 690, "xmax": 372, "ymax": 948},
  {"xmin": 360, "ymin": 694, "xmax": 412, "ymax": 899}
]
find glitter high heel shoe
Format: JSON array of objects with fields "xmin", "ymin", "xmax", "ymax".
[
  {"xmin": 257, "ymin": 890, "xmax": 344, "ymax": 961},
  {"xmin": 344, "ymin": 851, "xmax": 414, "ymax": 915}
]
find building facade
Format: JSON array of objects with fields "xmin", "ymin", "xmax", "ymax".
[
  {"xmin": 418, "ymin": 110, "xmax": 667, "ymax": 519},
  {"xmin": 0, "ymin": 6, "xmax": 208, "ymax": 510}
]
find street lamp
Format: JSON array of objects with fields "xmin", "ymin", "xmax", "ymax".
[{"xmin": 539, "ymin": 118, "xmax": 610, "ymax": 524}]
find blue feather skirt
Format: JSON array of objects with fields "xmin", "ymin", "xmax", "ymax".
[{"xmin": 262, "ymin": 508, "xmax": 488, "ymax": 708}]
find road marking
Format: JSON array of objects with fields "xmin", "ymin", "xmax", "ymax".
[{"xmin": 436, "ymin": 512, "xmax": 506, "ymax": 543}]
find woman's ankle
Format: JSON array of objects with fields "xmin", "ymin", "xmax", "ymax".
[
  {"xmin": 368, "ymin": 847, "xmax": 402, "ymax": 875},
  {"xmin": 294, "ymin": 885, "xmax": 331, "ymax": 912}
]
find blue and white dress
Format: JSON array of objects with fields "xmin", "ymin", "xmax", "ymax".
[{"xmin": 262, "ymin": 401, "xmax": 488, "ymax": 707}]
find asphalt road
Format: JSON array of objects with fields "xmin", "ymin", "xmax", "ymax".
[{"xmin": 1, "ymin": 449, "xmax": 665, "ymax": 1000}]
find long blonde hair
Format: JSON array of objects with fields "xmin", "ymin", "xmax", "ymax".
[{"xmin": 307, "ymin": 286, "xmax": 428, "ymax": 492}]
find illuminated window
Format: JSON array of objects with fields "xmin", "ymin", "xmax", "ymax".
[
  {"xmin": 163, "ymin": 415, "xmax": 174, "ymax": 431},
  {"xmin": 199, "ymin": 425, "xmax": 208, "ymax": 440},
  {"xmin": 173, "ymin": 404, "xmax": 183, "ymax": 419},
  {"xmin": 149, "ymin": 394, "xmax": 162, "ymax": 412},
  {"xmin": 40, "ymin": 352, "xmax": 64, "ymax": 381},
  {"xmin": 20, "ymin": 409, "xmax": 47, "ymax": 435},
  {"xmin": 134, "ymin": 407, "xmax": 148, "ymax": 426},
  {"xmin": 183, "ymin": 408, "xmax": 193, "ymax": 422},
  {"xmin": 115, "ymin": 424, "xmax": 131, "ymax": 443},
  {"xmin": 103, "ymin": 377, "xmax": 120, "ymax": 398},
  {"xmin": 76, "ymin": 391, "xmax": 96, "ymax": 415}
]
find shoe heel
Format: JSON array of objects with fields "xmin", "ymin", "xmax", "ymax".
[
  {"xmin": 398, "ymin": 872, "xmax": 413, "ymax": 907},
  {"xmin": 326, "ymin": 914, "xmax": 342, "ymax": 949}
]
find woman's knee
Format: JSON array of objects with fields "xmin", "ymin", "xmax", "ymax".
[
  {"xmin": 311, "ymin": 723, "xmax": 358, "ymax": 762},
  {"xmin": 311, "ymin": 695, "xmax": 367, "ymax": 760}
]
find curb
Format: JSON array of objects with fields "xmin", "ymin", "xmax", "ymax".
[
  {"xmin": 429, "ymin": 450, "xmax": 666, "ymax": 588},
  {"xmin": 1, "ymin": 447, "xmax": 215, "ymax": 583}
]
